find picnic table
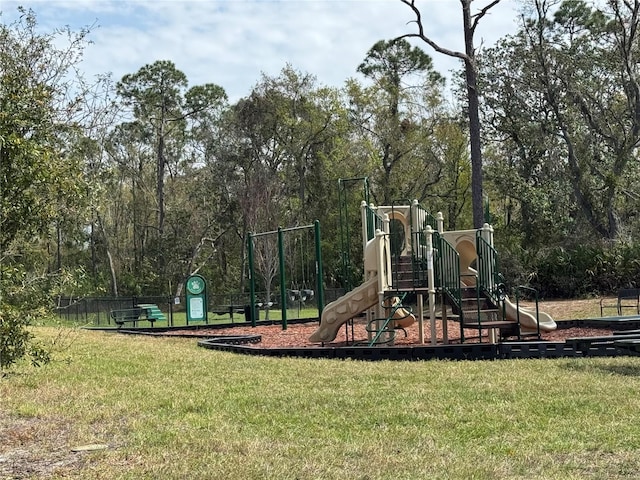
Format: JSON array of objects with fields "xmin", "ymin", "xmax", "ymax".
[{"xmin": 110, "ymin": 303, "xmax": 166, "ymax": 327}]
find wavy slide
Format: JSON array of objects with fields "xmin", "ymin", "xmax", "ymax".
[
  {"xmin": 309, "ymin": 276, "xmax": 415, "ymax": 343},
  {"xmin": 503, "ymin": 297, "xmax": 557, "ymax": 333}
]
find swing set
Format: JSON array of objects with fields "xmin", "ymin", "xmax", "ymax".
[
  {"xmin": 285, "ymin": 231, "xmax": 316, "ymax": 314},
  {"xmin": 247, "ymin": 221, "xmax": 325, "ymax": 329}
]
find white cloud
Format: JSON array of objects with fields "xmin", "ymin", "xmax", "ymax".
[{"xmin": 2, "ymin": 0, "xmax": 521, "ymax": 101}]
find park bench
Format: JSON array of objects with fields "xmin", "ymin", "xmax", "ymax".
[
  {"xmin": 110, "ymin": 304, "xmax": 166, "ymax": 327},
  {"xmin": 600, "ymin": 288, "xmax": 640, "ymax": 316},
  {"xmin": 211, "ymin": 305, "xmax": 247, "ymax": 323},
  {"xmin": 211, "ymin": 305, "xmax": 246, "ymax": 317},
  {"xmin": 211, "ymin": 302, "xmax": 277, "ymax": 322}
]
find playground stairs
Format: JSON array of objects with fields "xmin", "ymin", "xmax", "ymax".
[
  {"xmin": 453, "ymin": 286, "xmax": 517, "ymax": 343},
  {"xmin": 390, "ymin": 255, "xmax": 428, "ymax": 291}
]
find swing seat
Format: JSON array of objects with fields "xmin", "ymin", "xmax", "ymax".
[
  {"xmin": 287, "ymin": 289, "xmax": 315, "ymax": 303},
  {"xmin": 288, "ymin": 289, "xmax": 301, "ymax": 302}
]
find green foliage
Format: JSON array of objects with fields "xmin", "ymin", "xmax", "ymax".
[
  {"xmin": 0, "ymin": 8, "xmax": 94, "ymax": 370},
  {"xmin": 8, "ymin": 3, "xmax": 640, "ymax": 309},
  {"xmin": 357, "ymin": 38, "xmax": 443, "ymax": 85},
  {"xmin": 497, "ymin": 237, "xmax": 640, "ymax": 298},
  {"xmin": 0, "ymin": 306, "xmax": 50, "ymax": 371},
  {"xmin": 104, "ymin": 60, "xmax": 230, "ymax": 295},
  {"xmin": 349, "ymin": 39, "xmax": 447, "ymax": 205},
  {"xmin": 0, "ymin": 261, "xmax": 53, "ymax": 371},
  {"xmin": 482, "ymin": 0, "xmax": 640, "ymax": 241},
  {"xmin": 0, "ymin": 9, "xmax": 86, "ymax": 251}
]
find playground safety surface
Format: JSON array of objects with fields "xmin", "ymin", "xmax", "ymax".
[
  {"xmin": 158, "ymin": 318, "xmax": 610, "ymax": 347},
  {"xmin": 108, "ymin": 315, "xmax": 640, "ymax": 361},
  {"xmin": 97, "ymin": 299, "xmax": 640, "ymax": 361}
]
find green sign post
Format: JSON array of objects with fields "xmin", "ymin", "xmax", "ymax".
[{"xmin": 186, "ymin": 274, "xmax": 207, "ymax": 325}]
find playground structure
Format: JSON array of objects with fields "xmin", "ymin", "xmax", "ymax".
[
  {"xmin": 309, "ymin": 197, "xmax": 557, "ymax": 346},
  {"xmin": 78, "ymin": 178, "xmax": 640, "ymax": 360},
  {"xmin": 79, "ymin": 186, "xmax": 558, "ymax": 349}
]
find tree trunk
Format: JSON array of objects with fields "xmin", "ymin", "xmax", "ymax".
[
  {"xmin": 95, "ymin": 211, "xmax": 119, "ymax": 297},
  {"xmin": 156, "ymin": 133, "xmax": 165, "ymax": 237},
  {"xmin": 462, "ymin": 0, "xmax": 485, "ymax": 228}
]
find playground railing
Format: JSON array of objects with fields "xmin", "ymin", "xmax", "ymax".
[
  {"xmin": 362, "ymin": 202, "xmax": 385, "ymax": 242},
  {"xmin": 476, "ymin": 233, "xmax": 501, "ymax": 305},
  {"xmin": 434, "ymin": 231, "xmax": 462, "ymax": 312},
  {"xmin": 408, "ymin": 201, "xmax": 436, "ymax": 288},
  {"xmin": 410, "ymin": 201, "xmax": 437, "ymax": 238},
  {"xmin": 514, "ymin": 285, "xmax": 541, "ymax": 339}
]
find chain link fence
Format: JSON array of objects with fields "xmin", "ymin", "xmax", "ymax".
[{"xmin": 55, "ymin": 288, "xmax": 345, "ymax": 327}]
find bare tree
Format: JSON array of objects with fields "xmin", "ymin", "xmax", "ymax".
[{"xmin": 398, "ymin": 0, "xmax": 502, "ymax": 228}]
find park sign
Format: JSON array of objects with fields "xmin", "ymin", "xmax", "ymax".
[{"xmin": 186, "ymin": 274, "xmax": 207, "ymax": 324}]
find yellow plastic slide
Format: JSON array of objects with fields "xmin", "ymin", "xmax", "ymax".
[
  {"xmin": 385, "ymin": 298, "xmax": 416, "ymax": 329},
  {"xmin": 309, "ymin": 276, "xmax": 416, "ymax": 343},
  {"xmin": 503, "ymin": 297, "xmax": 557, "ymax": 333}
]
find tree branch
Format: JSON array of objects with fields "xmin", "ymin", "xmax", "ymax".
[
  {"xmin": 398, "ymin": 0, "xmax": 468, "ymax": 61},
  {"xmin": 471, "ymin": 0, "xmax": 503, "ymax": 34}
]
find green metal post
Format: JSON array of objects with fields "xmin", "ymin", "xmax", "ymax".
[
  {"xmin": 314, "ymin": 220, "xmax": 324, "ymax": 316},
  {"xmin": 338, "ymin": 179, "xmax": 351, "ymax": 292},
  {"xmin": 247, "ymin": 233, "xmax": 257, "ymax": 327},
  {"xmin": 338, "ymin": 177, "xmax": 370, "ymax": 293},
  {"xmin": 278, "ymin": 227, "xmax": 288, "ymax": 330}
]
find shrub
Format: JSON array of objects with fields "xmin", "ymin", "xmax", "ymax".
[
  {"xmin": 499, "ymin": 241, "xmax": 640, "ymax": 299},
  {"xmin": 0, "ymin": 305, "xmax": 50, "ymax": 372}
]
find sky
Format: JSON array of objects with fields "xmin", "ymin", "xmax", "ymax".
[{"xmin": 1, "ymin": 0, "xmax": 524, "ymax": 102}]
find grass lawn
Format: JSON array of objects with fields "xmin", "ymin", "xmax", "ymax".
[{"xmin": 2, "ymin": 325, "xmax": 640, "ymax": 479}]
